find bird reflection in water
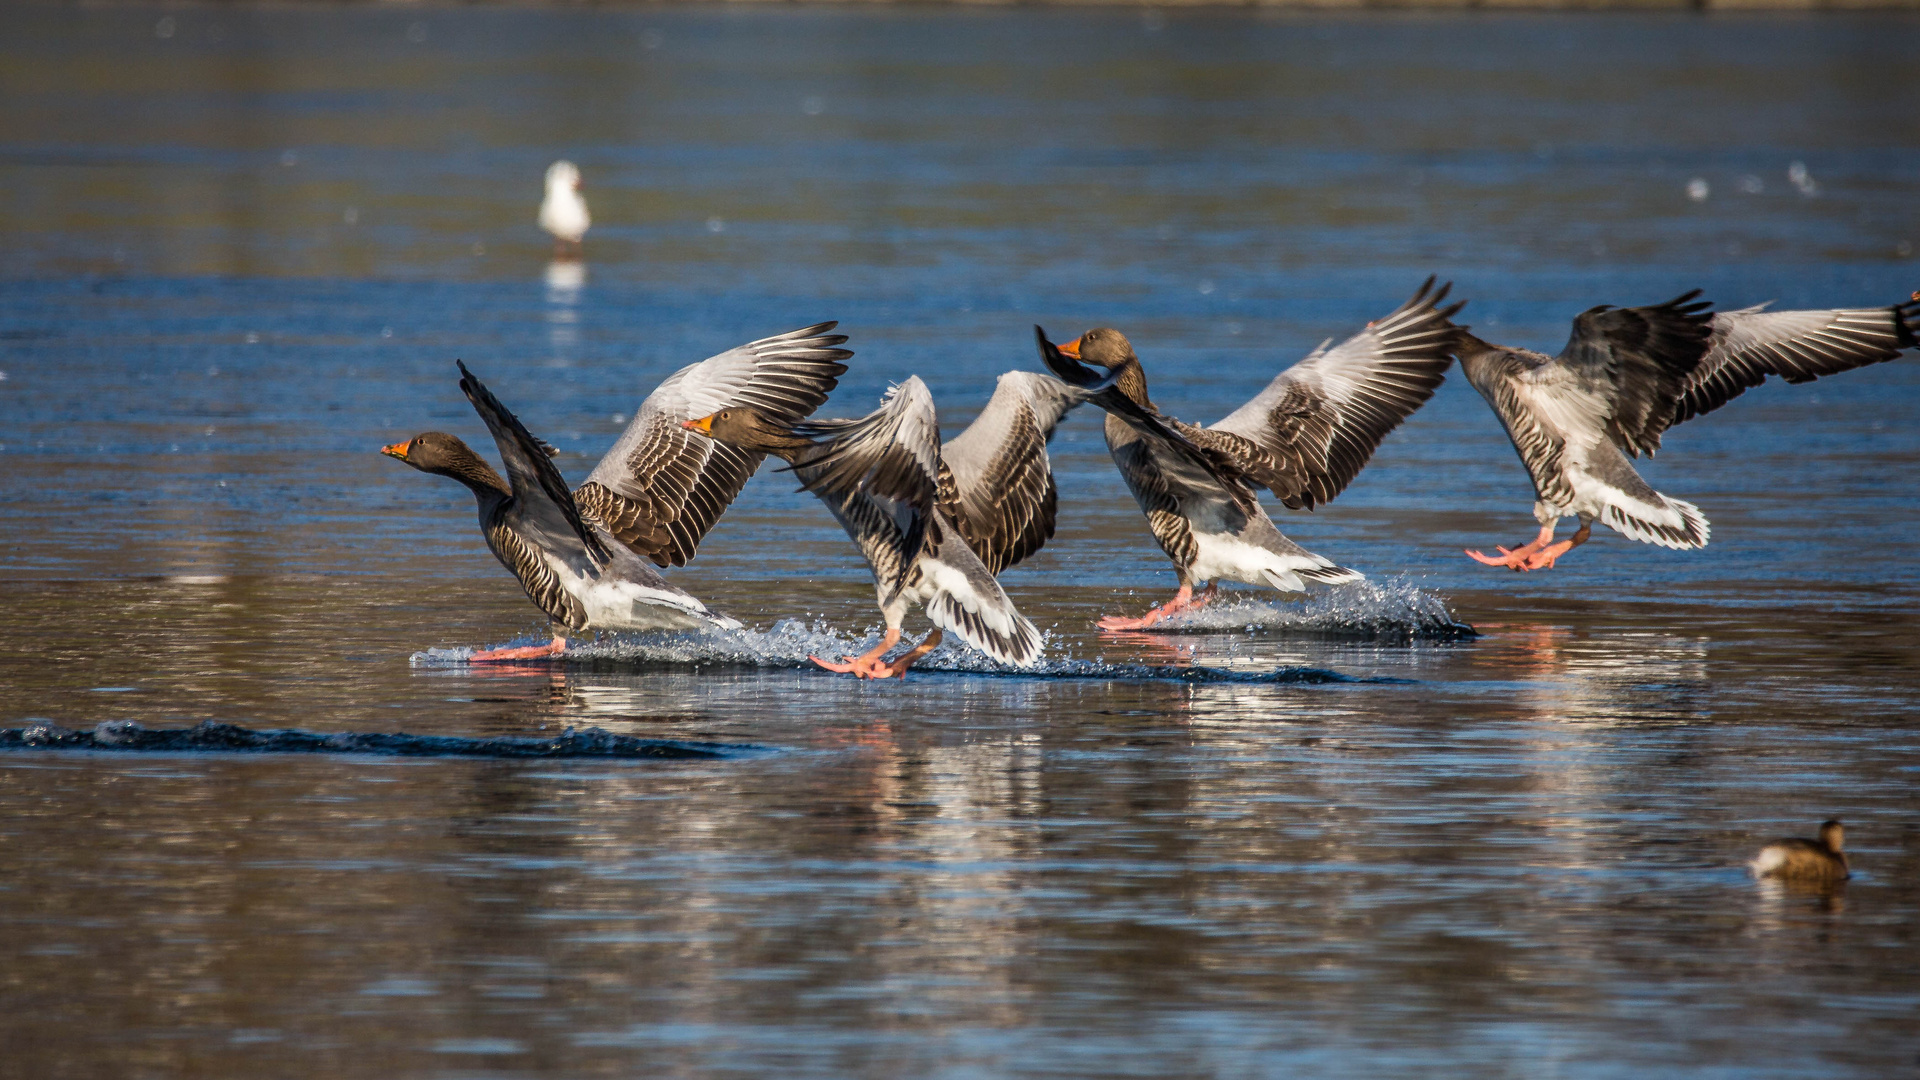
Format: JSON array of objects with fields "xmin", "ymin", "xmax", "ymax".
[
  {"xmin": 1475, "ymin": 622, "xmax": 1709, "ymax": 725},
  {"xmin": 544, "ymin": 259, "xmax": 585, "ymax": 361}
]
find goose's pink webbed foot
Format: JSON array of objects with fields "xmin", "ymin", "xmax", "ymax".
[
  {"xmin": 471, "ymin": 635, "xmax": 568, "ymax": 662},
  {"xmin": 1098, "ymin": 584, "xmax": 1216, "ymax": 632}
]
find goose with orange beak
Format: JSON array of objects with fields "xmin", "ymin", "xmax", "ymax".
[
  {"xmin": 1039, "ymin": 279, "xmax": 1463, "ymax": 630},
  {"xmin": 382, "ymin": 323, "xmax": 850, "ymax": 661}
]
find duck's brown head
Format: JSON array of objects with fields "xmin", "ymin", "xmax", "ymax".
[
  {"xmin": 1059, "ymin": 327, "xmax": 1150, "ymax": 407},
  {"xmin": 683, "ymin": 407, "xmax": 811, "ymax": 459},
  {"xmin": 382, "ymin": 432, "xmax": 509, "ymax": 495},
  {"xmin": 1819, "ymin": 820, "xmax": 1845, "ymax": 853}
]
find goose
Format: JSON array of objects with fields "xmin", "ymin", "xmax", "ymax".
[
  {"xmin": 1749, "ymin": 820, "xmax": 1850, "ymax": 883},
  {"xmin": 1038, "ymin": 279, "xmax": 1465, "ymax": 630},
  {"xmin": 538, "ymin": 160, "xmax": 590, "ymax": 255},
  {"xmin": 684, "ymin": 371, "xmax": 1100, "ymax": 678},
  {"xmin": 383, "ymin": 323, "xmax": 851, "ymax": 660},
  {"xmin": 1461, "ymin": 292, "xmax": 1918, "ymax": 571}
]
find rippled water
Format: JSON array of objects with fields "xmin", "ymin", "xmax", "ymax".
[{"xmin": 3, "ymin": 6, "xmax": 1919, "ymax": 1077}]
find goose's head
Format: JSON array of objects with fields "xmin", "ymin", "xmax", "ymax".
[
  {"xmin": 382, "ymin": 432, "xmax": 509, "ymax": 495},
  {"xmin": 545, "ymin": 160, "xmax": 582, "ymax": 194},
  {"xmin": 682, "ymin": 408, "xmax": 810, "ymax": 457},
  {"xmin": 1058, "ymin": 327, "xmax": 1150, "ymax": 407}
]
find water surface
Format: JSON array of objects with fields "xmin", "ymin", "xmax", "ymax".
[{"xmin": 3, "ymin": 6, "xmax": 1919, "ymax": 1077}]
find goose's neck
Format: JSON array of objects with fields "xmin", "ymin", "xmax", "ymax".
[{"xmin": 1114, "ymin": 359, "xmax": 1152, "ymax": 409}]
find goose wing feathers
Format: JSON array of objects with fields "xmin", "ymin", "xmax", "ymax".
[
  {"xmin": 918, "ymin": 513, "xmax": 1045, "ymax": 667},
  {"xmin": 1209, "ymin": 278, "xmax": 1464, "ymax": 509},
  {"xmin": 792, "ymin": 377, "xmax": 943, "ymax": 603},
  {"xmin": 1673, "ymin": 299, "xmax": 1920, "ymax": 426},
  {"xmin": 458, "ymin": 362, "xmax": 610, "ymax": 567},
  {"xmin": 578, "ymin": 322, "xmax": 851, "ymax": 567},
  {"xmin": 937, "ymin": 371, "xmax": 1088, "ymax": 576},
  {"xmin": 1553, "ymin": 291, "xmax": 1715, "ymax": 458}
]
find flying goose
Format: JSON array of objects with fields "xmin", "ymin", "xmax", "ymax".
[
  {"xmin": 383, "ymin": 323, "xmax": 851, "ymax": 660},
  {"xmin": 1039, "ymin": 279, "xmax": 1465, "ymax": 630},
  {"xmin": 1461, "ymin": 293, "xmax": 1918, "ymax": 571},
  {"xmin": 1749, "ymin": 820, "xmax": 1850, "ymax": 883},
  {"xmin": 684, "ymin": 371, "xmax": 1094, "ymax": 678},
  {"xmin": 539, "ymin": 160, "xmax": 590, "ymax": 255}
]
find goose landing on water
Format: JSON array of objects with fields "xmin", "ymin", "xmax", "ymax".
[
  {"xmin": 1039, "ymin": 279, "xmax": 1465, "ymax": 630},
  {"xmin": 685, "ymin": 371, "xmax": 1097, "ymax": 678},
  {"xmin": 383, "ymin": 323, "xmax": 851, "ymax": 660},
  {"xmin": 1461, "ymin": 292, "xmax": 1919, "ymax": 571}
]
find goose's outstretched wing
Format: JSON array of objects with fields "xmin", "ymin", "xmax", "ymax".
[
  {"xmin": 458, "ymin": 362, "xmax": 610, "ymax": 567},
  {"xmin": 576, "ymin": 322, "xmax": 852, "ymax": 567},
  {"xmin": 1552, "ymin": 291, "xmax": 1715, "ymax": 458},
  {"xmin": 792, "ymin": 377, "xmax": 943, "ymax": 604},
  {"xmin": 1208, "ymin": 278, "xmax": 1465, "ymax": 509},
  {"xmin": 1672, "ymin": 298, "xmax": 1920, "ymax": 426},
  {"xmin": 937, "ymin": 371, "xmax": 1089, "ymax": 576}
]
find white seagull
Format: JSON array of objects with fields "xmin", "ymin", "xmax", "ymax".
[{"xmin": 538, "ymin": 160, "xmax": 590, "ymax": 255}]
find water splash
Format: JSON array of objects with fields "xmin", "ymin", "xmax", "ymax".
[
  {"xmin": 1141, "ymin": 578, "xmax": 1474, "ymax": 641},
  {"xmin": 0, "ymin": 720, "xmax": 747, "ymax": 759},
  {"xmin": 412, "ymin": 617, "xmax": 1401, "ymax": 684}
]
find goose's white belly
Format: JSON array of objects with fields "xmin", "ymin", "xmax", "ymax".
[
  {"xmin": 1188, "ymin": 530, "xmax": 1319, "ymax": 590},
  {"xmin": 551, "ymin": 557, "xmax": 719, "ymax": 632}
]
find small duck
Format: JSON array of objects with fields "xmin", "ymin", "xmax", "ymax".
[
  {"xmin": 538, "ymin": 160, "xmax": 590, "ymax": 256},
  {"xmin": 1749, "ymin": 819, "xmax": 1850, "ymax": 883}
]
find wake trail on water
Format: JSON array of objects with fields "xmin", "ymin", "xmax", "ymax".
[
  {"xmin": 410, "ymin": 579, "xmax": 1466, "ymax": 683},
  {"xmin": 0, "ymin": 720, "xmax": 749, "ymax": 759},
  {"xmin": 1138, "ymin": 578, "xmax": 1474, "ymax": 640}
]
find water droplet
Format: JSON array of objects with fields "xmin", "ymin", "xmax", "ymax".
[
  {"xmin": 244, "ymin": 332, "xmax": 259, "ymax": 344},
  {"xmin": 154, "ymin": 17, "xmax": 175, "ymax": 39},
  {"xmin": 1898, "ymin": 240, "xmax": 1913, "ymax": 258},
  {"xmin": 801, "ymin": 96, "xmax": 825, "ymax": 116},
  {"xmin": 610, "ymin": 414, "xmax": 627, "ymax": 425},
  {"xmin": 707, "ymin": 216, "xmax": 726, "ymax": 233},
  {"xmin": 1197, "ymin": 280, "xmax": 1215, "ymax": 295},
  {"xmin": 1686, "ymin": 178, "xmax": 1709, "ymax": 202},
  {"xmin": 342, "ymin": 206, "xmax": 359, "ymax": 225},
  {"xmin": 381, "ymin": 327, "xmax": 394, "ymax": 339},
  {"xmin": 1738, "ymin": 175, "xmax": 1763, "ymax": 194},
  {"xmin": 406, "ymin": 21, "xmax": 429, "ymax": 44},
  {"xmin": 280, "ymin": 149, "xmax": 298, "ymax": 167}
]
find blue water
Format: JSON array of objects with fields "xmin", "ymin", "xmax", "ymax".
[{"xmin": 2, "ymin": 6, "xmax": 1918, "ymax": 1077}]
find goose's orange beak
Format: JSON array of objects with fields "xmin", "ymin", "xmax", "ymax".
[
  {"xmin": 683, "ymin": 415, "xmax": 715, "ymax": 434},
  {"xmin": 381, "ymin": 439, "xmax": 413, "ymax": 461},
  {"xmin": 1057, "ymin": 336, "xmax": 1083, "ymax": 359}
]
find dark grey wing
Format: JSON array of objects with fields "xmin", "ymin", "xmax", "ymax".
[
  {"xmin": 577, "ymin": 322, "xmax": 851, "ymax": 566},
  {"xmin": 1209, "ymin": 278, "xmax": 1464, "ymax": 509},
  {"xmin": 1556, "ymin": 291, "xmax": 1715, "ymax": 458},
  {"xmin": 792, "ymin": 377, "xmax": 943, "ymax": 603},
  {"xmin": 1673, "ymin": 299, "xmax": 1920, "ymax": 425},
  {"xmin": 1107, "ymin": 423, "xmax": 1200, "ymax": 571},
  {"xmin": 458, "ymin": 362, "xmax": 610, "ymax": 567},
  {"xmin": 939, "ymin": 370, "xmax": 1089, "ymax": 576}
]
